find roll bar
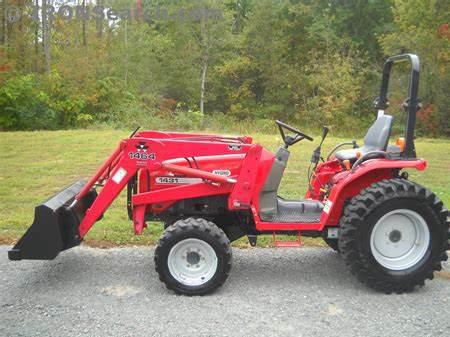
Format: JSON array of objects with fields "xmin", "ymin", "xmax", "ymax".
[{"xmin": 374, "ymin": 54, "xmax": 420, "ymax": 159}]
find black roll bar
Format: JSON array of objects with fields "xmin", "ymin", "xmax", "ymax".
[{"xmin": 374, "ymin": 54, "xmax": 420, "ymax": 159}]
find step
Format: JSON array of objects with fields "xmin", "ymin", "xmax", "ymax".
[{"xmin": 272, "ymin": 232, "xmax": 302, "ymax": 248}]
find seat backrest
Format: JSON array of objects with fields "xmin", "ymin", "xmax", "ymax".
[
  {"xmin": 259, "ymin": 147, "xmax": 289, "ymax": 218},
  {"xmin": 363, "ymin": 114, "xmax": 393, "ymax": 151}
]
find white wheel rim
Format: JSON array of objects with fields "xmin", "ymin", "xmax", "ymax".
[
  {"xmin": 370, "ymin": 209, "xmax": 430, "ymax": 271},
  {"xmin": 167, "ymin": 238, "xmax": 218, "ymax": 286}
]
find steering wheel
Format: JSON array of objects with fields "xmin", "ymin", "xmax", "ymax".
[{"xmin": 275, "ymin": 120, "xmax": 313, "ymax": 147}]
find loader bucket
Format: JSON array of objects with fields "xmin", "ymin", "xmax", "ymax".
[{"xmin": 8, "ymin": 180, "xmax": 97, "ymax": 261}]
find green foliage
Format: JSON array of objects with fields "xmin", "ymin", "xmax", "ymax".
[
  {"xmin": 0, "ymin": 0, "xmax": 448, "ymax": 135},
  {"xmin": 173, "ymin": 103, "xmax": 205, "ymax": 130},
  {"xmin": 0, "ymin": 74, "xmax": 57, "ymax": 130},
  {"xmin": 379, "ymin": 0, "xmax": 450, "ymax": 136},
  {"xmin": 300, "ymin": 50, "xmax": 372, "ymax": 129}
]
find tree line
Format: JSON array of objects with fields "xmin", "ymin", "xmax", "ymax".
[{"xmin": 0, "ymin": 0, "xmax": 449, "ymax": 135}]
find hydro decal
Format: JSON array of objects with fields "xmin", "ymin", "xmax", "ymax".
[{"xmin": 212, "ymin": 169, "xmax": 231, "ymax": 176}]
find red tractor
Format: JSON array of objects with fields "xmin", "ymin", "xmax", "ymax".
[{"xmin": 9, "ymin": 54, "xmax": 449, "ymax": 295}]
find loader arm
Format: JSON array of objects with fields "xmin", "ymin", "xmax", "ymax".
[{"xmin": 78, "ymin": 154, "xmax": 139, "ymax": 237}]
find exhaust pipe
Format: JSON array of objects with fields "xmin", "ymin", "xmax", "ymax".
[{"xmin": 8, "ymin": 180, "xmax": 97, "ymax": 260}]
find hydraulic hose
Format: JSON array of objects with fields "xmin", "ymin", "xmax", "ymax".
[{"xmin": 326, "ymin": 140, "xmax": 358, "ymax": 160}]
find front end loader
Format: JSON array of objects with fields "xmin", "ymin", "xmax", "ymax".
[{"xmin": 9, "ymin": 54, "xmax": 449, "ymax": 295}]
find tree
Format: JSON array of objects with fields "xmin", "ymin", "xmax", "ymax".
[
  {"xmin": 42, "ymin": 0, "xmax": 52, "ymax": 72},
  {"xmin": 379, "ymin": 0, "xmax": 450, "ymax": 135}
]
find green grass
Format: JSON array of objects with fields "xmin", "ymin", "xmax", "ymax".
[{"xmin": 0, "ymin": 129, "xmax": 449, "ymax": 248}]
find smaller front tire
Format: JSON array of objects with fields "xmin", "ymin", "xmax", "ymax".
[{"xmin": 155, "ymin": 218, "xmax": 232, "ymax": 295}]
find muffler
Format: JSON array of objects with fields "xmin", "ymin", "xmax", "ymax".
[{"xmin": 8, "ymin": 180, "xmax": 97, "ymax": 260}]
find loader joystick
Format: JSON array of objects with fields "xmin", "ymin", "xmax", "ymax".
[
  {"xmin": 275, "ymin": 120, "xmax": 313, "ymax": 148},
  {"xmin": 310, "ymin": 126, "xmax": 329, "ymax": 165}
]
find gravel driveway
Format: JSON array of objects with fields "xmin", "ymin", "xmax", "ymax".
[{"xmin": 1, "ymin": 245, "xmax": 449, "ymax": 337}]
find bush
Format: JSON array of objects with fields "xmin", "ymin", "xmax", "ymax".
[
  {"xmin": 0, "ymin": 75, "xmax": 58, "ymax": 130},
  {"xmin": 170, "ymin": 103, "xmax": 203, "ymax": 130}
]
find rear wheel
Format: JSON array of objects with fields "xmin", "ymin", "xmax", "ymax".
[
  {"xmin": 339, "ymin": 178, "xmax": 448, "ymax": 294},
  {"xmin": 155, "ymin": 217, "xmax": 232, "ymax": 295},
  {"xmin": 370, "ymin": 209, "xmax": 430, "ymax": 270}
]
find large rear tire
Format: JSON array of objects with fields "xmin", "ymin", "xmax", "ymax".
[
  {"xmin": 338, "ymin": 178, "xmax": 449, "ymax": 294},
  {"xmin": 155, "ymin": 217, "xmax": 232, "ymax": 295}
]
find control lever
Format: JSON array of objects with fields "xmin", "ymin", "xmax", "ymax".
[{"xmin": 310, "ymin": 126, "xmax": 329, "ymax": 165}]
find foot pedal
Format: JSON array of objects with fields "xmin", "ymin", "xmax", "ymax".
[
  {"xmin": 247, "ymin": 235, "xmax": 257, "ymax": 247},
  {"xmin": 272, "ymin": 232, "xmax": 302, "ymax": 248}
]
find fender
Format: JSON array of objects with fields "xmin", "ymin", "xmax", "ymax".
[{"xmin": 321, "ymin": 158, "xmax": 427, "ymax": 227}]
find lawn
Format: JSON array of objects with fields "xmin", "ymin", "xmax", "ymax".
[{"xmin": 0, "ymin": 129, "xmax": 449, "ymax": 248}]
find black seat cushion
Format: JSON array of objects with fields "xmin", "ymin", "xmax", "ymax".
[{"xmin": 336, "ymin": 114, "xmax": 393, "ymax": 161}]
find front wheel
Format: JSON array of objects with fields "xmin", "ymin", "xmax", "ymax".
[
  {"xmin": 339, "ymin": 179, "xmax": 449, "ymax": 294},
  {"xmin": 154, "ymin": 218, "xmax": 232, "ymax": 295}
]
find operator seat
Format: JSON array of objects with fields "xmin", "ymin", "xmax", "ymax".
[{"xmin": 335, "ymin": 114, "xmax": 394, "ymax": 161}]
